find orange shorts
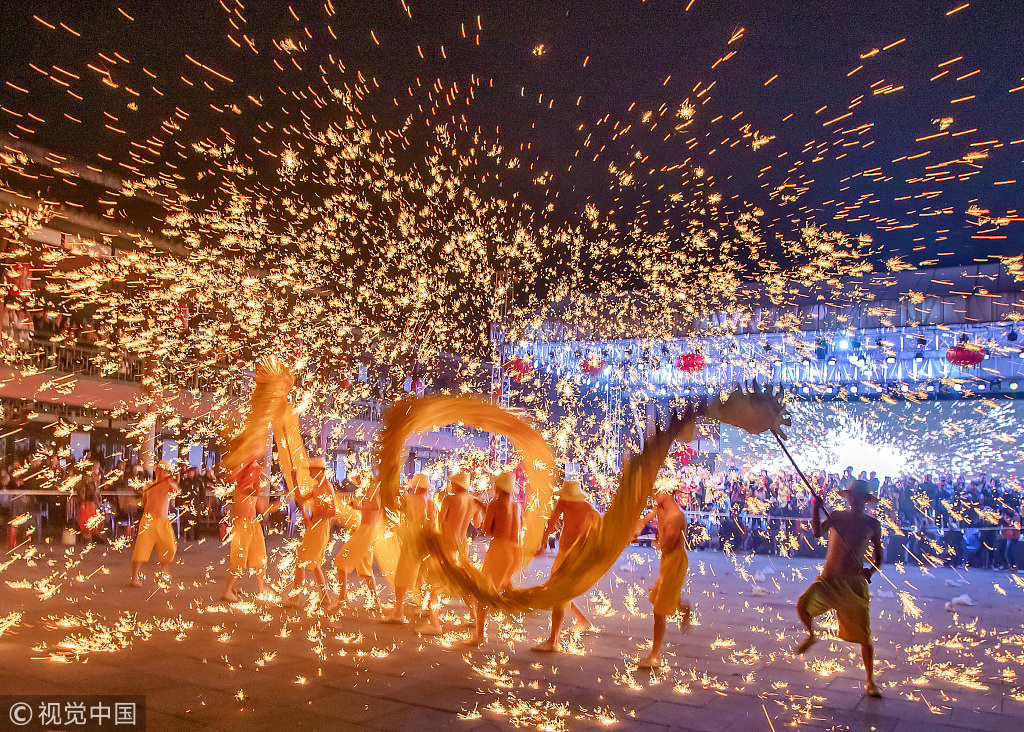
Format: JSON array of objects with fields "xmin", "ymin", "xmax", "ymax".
[
  {"xmin": 229, "ymin": 518, "xmax": 267, "ymax": 576},
  {"xmin": 296, "ymin": 519, "xmax": 331, "ymax": 569},
  {"xmin": 132, "ymin": 514, "xmax": 176, "ymax": 564}
]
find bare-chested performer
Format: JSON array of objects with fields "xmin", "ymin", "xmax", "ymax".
[
  {"xmin": 634, "ymin": 486, "xmax": 692, "ymax": 668},
  {"xmin": 129, "ymin": 461, "xmax": 180, "ymax": 587},
  {"xmin": 222, "ymin": 458, "xmax": 272, "ymax": 602},
  {"xmin": 284, "ymin": 457, "xmax": 337, "ymax": 607},
  {"xmin": 531, "ymin": 479, "xmax": 598, "ymax": 652},
  {"xmin": 416, "ymin": 471, "xmax": 482, "ymax": 635},
  {"xmin": 464, "ymin": 472, "xmax": 521, "ymax": 646},
  {"xmin": 330, "ymin": 473, "xmax": 381, "ymax": 611},
  {"xmin": 384, "ymin": 472, "xmax": 435, "ymax": 624},
  {"xmin": 797, "ymin": 478, "xmax": 883, "ymax": 698}
]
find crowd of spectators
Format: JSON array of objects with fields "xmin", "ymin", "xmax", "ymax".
[
  {"xmin": 0, "ymin": 450, "xmax": 225, "ymax": 544},
  {"xmin": 638, "ymin": 461, "xmax": 1022, "ymax": 570}
]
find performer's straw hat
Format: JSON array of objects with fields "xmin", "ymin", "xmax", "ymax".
[
  {"xmin": 408, "ymin": 472, "xmax": 430, "ymax": 492},
  {"xmin": 449, "ymin": 472, "xmax": 470, "ymax": 490},
  {"xmin": 558, "ymin": 479, "xmax": 589, "ymax": 502},
  {"xmin": 839, "ymin": 478, "xmax": 878, "ymax": 503},
  {"xmin": 309, "ymin": 457, "xmax": 327, "ymax": 470},
  {"xmin": 493, "ymin": 472, "xmax": 514, "ymax": 494}
]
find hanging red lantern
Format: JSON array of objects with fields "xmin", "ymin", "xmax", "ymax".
[
  {"xmin": 671, "ymin": 444, "xmax": 695, "ymax": 467},
  {"xmin": 946, "ymin": 345, "xmax": 985, "ymax": 367},
  {"xmin": 675, "ymin": 352, "xmax": 707, "ymax": 373},
  {"xmin": 502, "ymin": 357, "xmax": 533, "ymax": 382},
  {"xmin": 580, "ymin": 356, "xmax": 608, "ymax": 376}
]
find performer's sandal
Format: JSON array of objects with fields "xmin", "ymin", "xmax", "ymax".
[
  {"xmin": 865, "ymin": 682, "xmax": 882, "ymax": 698},
  {"xmin": 530, "ymin": 640, "xmax": 559, "ymax": 653},
  {"xmin": 637, "ymin": 657, "xmax": 664, "ymax": 669}
]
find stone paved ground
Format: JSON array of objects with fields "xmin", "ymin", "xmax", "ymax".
[{"xmin": 1, "ymin": 534, "xmax": 1023, "ymax": 731}]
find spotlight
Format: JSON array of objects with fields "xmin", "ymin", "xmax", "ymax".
[
  {"xmin": 953, "ymin": 384, "xmax": 962, "ymax": 392},
  {"xmin": 914, "ymin": 352, "xmax": 924, "ymax": 362},
  {"xmin": 838, "ymin": 339, "xmax": 850, "ymax": 351},
  {"xmin": 926, "ymin": 384, "xmax": 935, "ymax": 393},
  {"xmin": 1009, "ymin": 329, "xmax": 1019, "ymax": 342},
  {"xmin": 900, "ymin": 384, "xmax": 909, "ymax": 393},
  {"xmin": 827, "ymin": 357, "xmax": 837, "ymax": 366},
  {"xmin": 825, "ymin": 386, "xmax": 834, "ymax": 394},
  {"xmin": 1011, "ymin": 381, "xmax": 1020, "ymax": 390},
  {"xmin": 886, "ymin": 355, "xmax": 896, "ymax": 364},
  {"xmin": 850, "ymin": 385, "xmax": 858, "ymax": 394},
  {"xmin": 747, "ymin": 359, "xmax": 756, "ymax": 368},
  {"xmin": 801, "ymin": 386, "xmax": 810, "ymax": 394},
  {"xmin": 801, "ymin": 358, "xmax": 810, "ymax": 366},
  {"xmin": 978, "ymin": 383, "xmax": 987, "ymax": 391}
]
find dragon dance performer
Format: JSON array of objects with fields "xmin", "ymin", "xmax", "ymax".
[
  {"xmin": 417, "ymin": 472, "xmax": 482, "ymax": 636},
  {"xmin": 531, "ymin": 479, "xmax": 598, "ymax": 653},
  {"xmin": 385, "ymin": 473, "xmax": 435, "ymax": 624},
  {"xmin": 797, "ymin": 478, "xmax": 883, "ymax": 698},
  {"xmin": 222, "ymin": 457, "xmax": 274, "ymax": 602},
  {"xmin": 284, "ymin": 457, "xmax": 337, "ymax": 608},
  {"xmin": 129, "ymin": 461, "xmax": 179, "ymax": 588},
  {"xmin": 464, "ymin": 472, "xmax": 521, "ymax": 646},
  {"xmin": 330, "ymin": 473, "xmax": 381, "ymax": 612},
  {"xmin": 634, "ymin": 483, "xmax": 693, "ymax": 668}
]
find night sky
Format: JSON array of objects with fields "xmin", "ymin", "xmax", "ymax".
[{"xmin": 0, "ymin": 0, "xmax": 1021, "ymax": 271}]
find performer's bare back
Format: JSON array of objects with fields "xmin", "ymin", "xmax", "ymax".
[
  {"xmin": 552, "ymin": 499, "xmax": 599, "ymax": 550},
  {"xmin": 483, "ymin": 493, "xmax": 520, "ymax": 541},
  {"xmin": 439, "ymin": 490, "xmax": 480, "ymax": 540},
  {"xmin": 821, "ymin": 510, "xmax": 882, "ymax": 576}
]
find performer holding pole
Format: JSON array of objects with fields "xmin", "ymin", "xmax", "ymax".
[
  {"xmin": 385, "ymin": 473, "xmax": 435, "ymax": 624},
  {"xmin": 795, "ymin": 478, "xmax": 883, "ymax": 698},
  {"xmin": 464, "ymin": 472, "xmax": 521, "ymax": 646},
  {"xmin": 222, "ymin": 458, "xmax": 273, "ymax": 602},
  {"xmin": 284, "ymin": 457, "xmax": 337, "ymax": 607},
  {"xmin": 330, "ymin": 473, "xmax": 382, "ymax": 612},
  {"xmin": 633, "ymin": 482, "xmax": 692, "ymax": 668},
  {"xmin": 129, "ymin": 461, "xmax": 179, "ymax": 588},
  {"xmin": 531, "ymin": 479, "xmax": 597, "ymax": 653}
]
